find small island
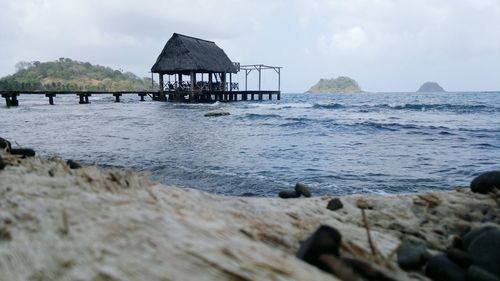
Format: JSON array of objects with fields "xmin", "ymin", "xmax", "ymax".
[
  {"xmin": 417, "ymin": 81, "xmax": 445, "ymax": 92},
  {"xmin": 306, "ymin": 76, "xmax": 362, "ymax": 93},
  {"xmin": 0, "ymin": 58, "xmax": 154, "ymax": 91}
]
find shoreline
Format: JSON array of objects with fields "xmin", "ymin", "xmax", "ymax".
[{"xmin": 1, "ymin": 151, "xmax": 499, "ymax": 280}]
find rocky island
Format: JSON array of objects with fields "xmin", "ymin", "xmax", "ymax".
[
  {"xmin": 307, "ymin": 76, "xmax": 362, "ymax": 93},
  {"xmin": 1, "ymin": 137, "xmax": 500, "ymax": 281},
  {"xmin": 417, "ymin": 82, "xmax": 445, "ymax": 92}
]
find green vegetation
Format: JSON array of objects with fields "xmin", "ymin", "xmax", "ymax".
[
  {"xmin": 307, "ymin": 76, "xmax": 362, "ymax": 93},
  {"xmin": 0, "ymin": 58, "xmax": 155, "ymax": 91}
]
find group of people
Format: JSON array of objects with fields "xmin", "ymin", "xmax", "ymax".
[{"xmin": 164, "ymin": 81, "xmax": 239, "ymax": 91}]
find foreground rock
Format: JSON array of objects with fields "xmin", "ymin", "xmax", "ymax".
[{"xmin": 1, "ymin": 151, "xmax": 499, "ymax": 280}]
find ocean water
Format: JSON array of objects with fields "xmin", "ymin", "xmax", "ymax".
[{"xmin": 1, "ymin": 92, "xmax": 499, "ymax": 196}]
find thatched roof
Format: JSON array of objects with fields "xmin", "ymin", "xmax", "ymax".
[{"xmin": 151, "ymin": 33, "xmax": 237, "ymax": 75}]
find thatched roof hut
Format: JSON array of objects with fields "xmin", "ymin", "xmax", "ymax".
[{"xmin": 151, "ymin": 33, "xmax": 237, "ymax": 75}]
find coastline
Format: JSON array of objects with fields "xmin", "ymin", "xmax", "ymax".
[{"xmin": 1, "ymin": 151, "xmax": 499, "ymax": 280}]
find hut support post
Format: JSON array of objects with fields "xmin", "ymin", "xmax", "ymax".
[
  {"xmin": 221, "ymin": 73, "xmax": 226, "ymax": 92},
  {"xmin": 190, "ymin": 71, "xmax": 195, "ymax": 91},
  {"xmin": 208, "ymin": 73, "xmax": 213, "ymax": 91},
  {"xmin": 159, "ymin": 74, "xmax": 166, "ymax": 101},
  {"xmin": 229, "ymin": 73, "xmax": 232, "ymax": 92}
]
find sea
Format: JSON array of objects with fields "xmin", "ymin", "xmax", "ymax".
[{"xmin": 1, "ymin": 92, "xmax": 499, "ymax": 196}]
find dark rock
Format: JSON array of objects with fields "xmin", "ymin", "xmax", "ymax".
[
  {"xmin": 397, "ymin": 240, "xmax": 430, "ymax": 270},
  {"xmin": 66, "ymin": 159, "xmax": 82, "ymax": 169},
  {"xmin": 278, "ymin": 190, "xmax": 300, "ymax": 199},
  {"xmin": 0, "ymin": 155, "xmax": 5, "ymax": 170},
  {"xmin": 0, "ymin": 137, "xmax": 11, "ymax": 151},
  {"xmin": 295, "ymin": 182, "xmax": 312, "ymax": 197},
  {"xmin": 297, "ymin": 225, "xmax": 342, "ymax": 267},
  {"xmin": 425, "ymin": 255, "xmax": 466, "ymax": 281},
  {"xmin": 470, "ymin": 171, "xmax": 500, "ymax": 194},
  {"xmin": 467, "ymin": 266, "xmax": 500, "ymax": 281},
  {"xmin": 467, "ymin": 228, "xmax": 500, "ymax": 277},
  {"xmin": 326, "ymin": 198, "xmax": 343, "ymax": 211},
  {"xmin": 446, "ymin": 248, "xmax": 472, "ymax": 268},
  {"xmin": 204, "ymin": 111, "xmax": 230, "ymax": 117},
  {"xmin": 462, "ymin": 226, "xmax": 496, "ymax": 250},
  {"xmin": 9, "ymin": 148, "xmax": 36, "ymax": 157},
  {"xmin": 317, "ymin": 254, "xmax": 364, "ymax": 281}
]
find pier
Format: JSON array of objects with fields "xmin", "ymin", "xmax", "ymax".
[
  {"xmin": 1, "ymin": 91, "xmax": 156, "ymax": 106},
  {"xmin": 1, "ymin": 33, "xmax": 281, "ymax": 107}
]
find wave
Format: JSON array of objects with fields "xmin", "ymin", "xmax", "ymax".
[
  {"xmin": 240, "ymin": 113, "xmax": 282, "ymax": 120},
  {"xmin": 312, "ymin": 103, "xmax": 345, "ymax": 109},
  {"xmin": 375, "ymin": 103, "xmax": 497, "ymax": 113}
]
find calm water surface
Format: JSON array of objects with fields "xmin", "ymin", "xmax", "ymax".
[{"xmin": 1, "ymin": 92, "xmax": 499, "ymax": 196}]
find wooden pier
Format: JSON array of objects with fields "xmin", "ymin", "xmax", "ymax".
[
  {"xmin": 1, "ymin": 90, "xmax": 280, "ymax": 106},
  {"xmin": 0, "ymin": 91, "xmax": 155, "ymax": 106},
  {"xmin": 1, "ymin": 33, "xmax": 282, "ymax": 107}
]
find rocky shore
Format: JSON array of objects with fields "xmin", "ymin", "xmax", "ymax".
[{"xmin": 0, "ymin": 145, "xmax": 499, "ymax": 281}]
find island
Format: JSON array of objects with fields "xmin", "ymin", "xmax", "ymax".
[
  {"xmin": 0, "ymin": 58, "xmax": 155, "ymax": 91},
  {"xmin": 306, "ymin": 76, "xmax": 362, "ymax": 93},
  {"xmin": 417, "ymin": 81, "xmax": 445, "ymax": 92}
]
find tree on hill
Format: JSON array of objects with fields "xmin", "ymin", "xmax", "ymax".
[{"xmin": 0, "ymin": 58, "xmax": 157, "ymax": 91}]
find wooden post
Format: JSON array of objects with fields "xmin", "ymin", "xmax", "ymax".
[
  {"xmin": 46, "ymin": 93, "xmax": 55, "ymax": 105},
  {"xmin": 278, "ymin": 68, "xmax": 281, "ymax": 92},
  {"xmin": 229, "ymin": 73, "xmax": 232, "ymax": 92},
  {"xmin": 258, "ymin": 65, "xmax": 261, "ymax": 91},
  {"xmin": 221, "ymin": 73, "xmax": 226, "ymax": 92},
  {"xmin": 84, "ymin": 94, "xmax": 91, "ymax": 104},
  {"xmin": 245, "ymin": 69, "xmax": 249, "ymax": 91},
  {"xmin": 258, "ymin": 93, "xmax": 263, "ymax": 100},
  {"xmin": 138, "ymin": 93, "xmax": 146, "ymax": 101},
  {"xmin": 159, "ymin": 73, "xmax": 165, "ymax": 101},
  {"xmin": 2, "ymin": 94, "xmax": 11, "ymax": 107},
  {"xmin": 10, "ymin": 94, "xmax": 19, "ymax": 106},
  {"xmin": 78, "ymin": 94, "xmax": 85, "ymax": 104},
  {"xmin": 208, "ymin": 73, "xmax": 212, "ymax": 91},
  {"xmin": 251, "ymin": 93, "xmax": 254, "ymax": 100},
  {"xmin": 269, "ymin": 93, "xmax": 272, "ymax": 100},
  {"xmin": 190, "ymin": 71, "xmax": 195, "ymax": 91}
]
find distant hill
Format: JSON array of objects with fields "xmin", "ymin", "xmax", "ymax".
[
  {"xmin": 0, "ymin": 58, "xmax": 155, "ymax": 91},
  {"xmin": 417, "ymin": 81, "xmax": 445, "ymax": 92},
  {"xmin": 307, "ymin": 76, "xmax": 362, "ymax": 93}
]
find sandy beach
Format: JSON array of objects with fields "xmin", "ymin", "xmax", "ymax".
[{"xmin": 1, "ymin": 149, "xmax": 499, "ymax": 281}]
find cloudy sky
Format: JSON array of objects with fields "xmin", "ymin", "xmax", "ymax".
[{"xmin": 0, "ymin": 0, "xmax": 499, "ymax": 92}]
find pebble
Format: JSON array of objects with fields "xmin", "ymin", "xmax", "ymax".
[
  {"xmin": 66, "ymin": 159, "xmax": 82, "ymax": 169},
  {"xmin": 470, "ymin": 171, "xmax": 500, "ymax": 194},
  {"xmin": 467, "ymin": 228, "xmax": 500, "ymax": 277},
  {"xmin": 326, "ymin": 198, "xmax": 343, "ymax": 211},
  {"xmin": 297, "ymin": 225, "xmax": 342, "ymax": 266},
  {"xmin": 0, "ymin": 137, "xmax": 11, "ymax": 151},
  {"xmin": 462, "ymin": 226, "xmax": 496, "ymax": 250},
  {"xmin": 446, "ymin": 248, "xmax": 472, "ymax": 268},
  {"xmin": 425, "ymin": 255, "xmax": 466, "ymax": 281},
  {"xmin": 10, "ymin": 148, "xmax": 36, "ymax": 157},
  {"xmin": 295, "ymin": 182, "xmax": 312, "ymax": 197},
  {"xmin": 204, "ymin": 111, "xmax": 230, "ymax": 117},
  {"xmin": 0, "ymin": 155, "xmax": 5, "ymax": 170},
  {"xmin": 467, "ymin": 266, "xmax": 500, "ymax": 281},
  {"xmin": 397, "ymin": 240, "xmax": 430, "ymax": 270},
  {"xmin": 278, "ymin": 190, "xmax": 300, "ymax": 199}
]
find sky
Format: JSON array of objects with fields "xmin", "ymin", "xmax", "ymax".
[{"xmin": 0, "ymin": 0, "xmax": 499, "ymax": 93}]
